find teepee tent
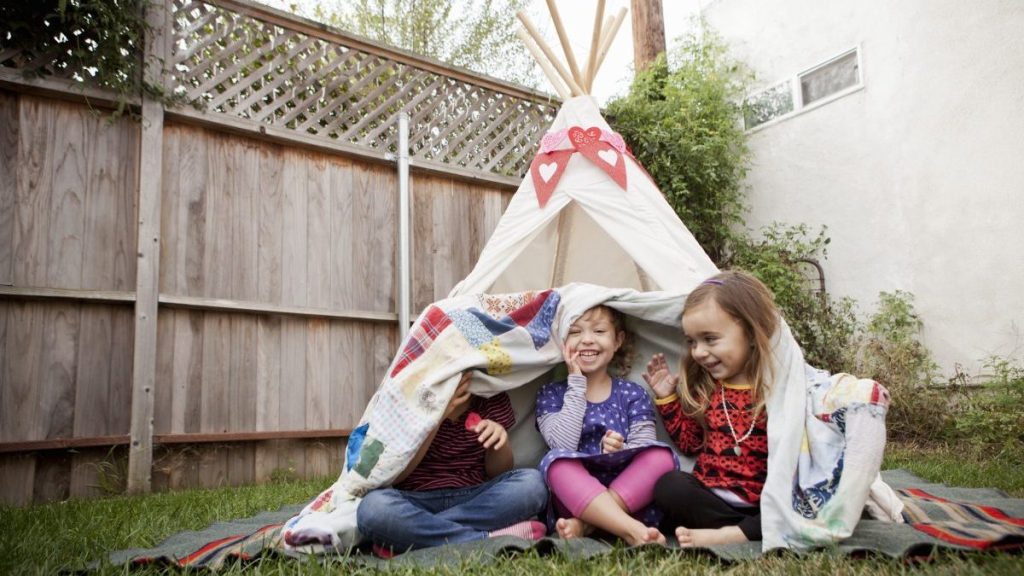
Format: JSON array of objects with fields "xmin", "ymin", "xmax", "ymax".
[
  {"xmin": 451, "ymin": 95, "xmax": 717, "ymax": 296},
  {"xmin": 451, "ymin": 5, "xmax": 716, "ymax": 297}
]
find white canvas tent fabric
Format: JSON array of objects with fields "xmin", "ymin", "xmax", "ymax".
[
  {"xmin": 281, "ymin": 95, "xmax": 898, "ymax": 554},
  {"xmin": 451, "ymin": 96, "xmax": 717, "ymax": 296}
]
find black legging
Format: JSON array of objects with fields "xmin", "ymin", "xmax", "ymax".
[{"xmin": 654, "ymin": 470, "xmax": 762, "ymax": 541}]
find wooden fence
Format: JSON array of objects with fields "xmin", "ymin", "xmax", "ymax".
[{"xmin": 0, "ymin": 0, "xmax": 557, "ymax": 505}]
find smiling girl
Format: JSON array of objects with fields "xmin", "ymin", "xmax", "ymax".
[{"xmin": 535, "ymin": 305, "xmax": 676, "ymax": 546}]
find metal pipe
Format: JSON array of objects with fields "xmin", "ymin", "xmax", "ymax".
[{"xmin": 398, "ymin": 112, "xmax": 411, "ymax": 341}]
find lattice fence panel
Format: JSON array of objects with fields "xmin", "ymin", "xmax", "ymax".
[{"xmin": 168, "ymin": 0, "xmax": 557, "ymax": 178}]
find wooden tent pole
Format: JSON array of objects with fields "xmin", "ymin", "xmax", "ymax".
[
  {"xmin": 516, "ymin": 27, "xmax": 572, "ymax": 99},
  {"xmin": 544, "ymin": 0, "xmax": 584, "ymax": 87},
  {"xmin": 584, "ymin": 0, "xmax": 606, "ymax": 91},
  {"xmin": 517, "ymin": 11, "xmax": 586, "ymax": 96},
  {"xmin": 593, "ymin": 8, "xmax": 628, "ymax": 83}
]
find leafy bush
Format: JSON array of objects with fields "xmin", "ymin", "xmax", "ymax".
[
  {"xmin": 728, "ymin": 223, "xmax": 858, "ymax": 373},
  {"xmin": 952, "ymin": 356, "xmax": 1024, "ymax": 450},
  {"xmin": 852, "ymin": 291, "xmax": 948, "ymax": 443},
  {"xmin": 606, "ymin": 26, "xmax": 750, "ymax": 263},
  {"xmin": 0, "ymin": 0, "xmax": 195, "ymax": 118}
]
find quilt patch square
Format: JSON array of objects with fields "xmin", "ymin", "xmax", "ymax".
[{"xmin": 391, "ymin": 306, "xmax": 452, "ymax": 377}]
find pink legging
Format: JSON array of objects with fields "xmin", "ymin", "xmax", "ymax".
[{"xmin": 546, "ymin": 447, "xmax": 676, "ymax": 518}]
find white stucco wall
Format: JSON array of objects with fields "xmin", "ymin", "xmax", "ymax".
[{"xmin": 702, "ymin": 0, "xmax": 1024, "ymax": 377}]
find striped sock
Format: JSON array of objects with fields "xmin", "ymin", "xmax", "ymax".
[{"xmin": 489, "ymin": 520, "xmax": 547, "ymax": 540}]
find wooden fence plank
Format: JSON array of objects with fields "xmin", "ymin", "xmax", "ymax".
[
  {"xmin": 254, "ymin": 315, "xmax": 281, "ymax": 482},
  {"xmin": 350, "ymin": 165, "xmax": 376, "ymax": 312},
  {"xmin": 168, "ymin": 309, "xmax": 199, "ymax": 434},
  {"xmin": 306, "ymin": 156, "xmax": 331, "ymax": 310},
  {"xmin": 73, "ymin": 306, "xmax": 114, "ymax": 438},
  {"xmin": 0, "ymin": 91, "xmax": 17, "ymax": 285},
  {"xmin": 112, "ymin": 120, "xmax": 139, "ymax": 292},
  {"xmin": 233, "ymin": 139, "xmax": 259, "ymax": 301},
  {"xmin": 2, "ymin": 302, "xmax": 44, "ymax": 442},
  {"xmin": 46, "ymin": 103, "xmax": 88, "ymax": 289},
  {"xmin": 180, "ymin": 126, "xmax": 209, "ymax": 297},
  {"xmin": 199, "ymin": 313, "xmax": 229, "ymax": 487},
  {"xmin": 411, "ymin": 176, "xmax": 435, "ymax": 313},
  {"xmin": 39, "ymin": 304, "xmax": 78, "ymax": 442},
  {"xmin": 82, "ymin": 113, "xmax": 129, "ymax": 292},
  {"xmin": 72, "ymin": 305, "xmax": 116, "ymax": 499},
  {"xmin": 200, "ymin": 314, "xmax": 230, "ymax": 435},
  {"xmin": 305, "ymin": 318, "xmax": 330, "ymax": 478},
  {"xmin": 228, "ymin": 315, "xmax": 257, "ymax": 485},
  {"xmin": 257, "ymin": 144, "xmax": 283, "ymax": 305},
  {"xmin": 281, "ymin": 151, "xmax": 307, "ymax": 308},
  {"xmin": 432, "ymin": 178, "xmax": 463, "ymax": 300},
  {"xmin": 371, "ymin": 166, "xmax": 397, "ymax": 313},
  {"xmin": 329, "ymin": 157, "xmax": 353, "ymax": 311},
  {"xmin": 206, "ymin": 135, "xmax": 232, "ymax": 300},
  {"xmin": 14, "ymin": 96, "xmax": 55, "ymax": 287},
  {"xmin": 279, "ymin": 316, "xmax": 307, "ymax": 477},
  {"xmin": 108, "ymin": 307, "xmax": 134, "ymax": 436},
  {"xmin": 330, "ymin": 321, "xmax": 357, "ymax": 429},
  {"xmin": 154, "ymin": 307, "xmax": 176, "ymax": 434},
  {"xmin": 158, "ymin": 126, "xmax": 181, "ymax": 295}
]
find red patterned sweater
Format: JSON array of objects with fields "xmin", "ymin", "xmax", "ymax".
[{"xmin": 657, "ymin": 384, "xmax": 768, "ymax": 504}]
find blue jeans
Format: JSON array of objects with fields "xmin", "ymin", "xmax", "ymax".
[{"xmin": 356, "ymin": 468, "xmax": 548, "ymax": 551}]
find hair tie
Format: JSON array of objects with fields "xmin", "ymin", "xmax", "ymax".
[{"xmin": 703, "ymin": 279, "xmax": 724, "ymax": 286}]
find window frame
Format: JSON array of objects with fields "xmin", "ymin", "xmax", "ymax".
[{"xmin": 743, "ymin": 45, "xmax": 864, "ymax": 132}]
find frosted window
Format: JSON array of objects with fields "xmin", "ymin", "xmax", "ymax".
[
  {"xmin": 743, "ymin": 81, "xmax": 793, "ymax": 129},
  {"xmin": 800, "ymin": 51, "xmax": 859, "ymax": 105}
]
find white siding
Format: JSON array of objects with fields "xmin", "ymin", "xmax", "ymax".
[{"xmin": 705, "ymin": 0, "xmax": 1024, "ymax": 376}]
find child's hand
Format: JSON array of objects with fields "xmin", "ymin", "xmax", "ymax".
[
  {"xmin": 471, "ymin": 419, "xmax": 509, "ymax": 450},
  {"xmin": 562, "ymin": 342, "xmax": 582, "ymax": 376},
  {"xmin": 643, "ymin": 353, "xmax": 679, "ymax": 399},
  {"xmin": 444, "ymin": 373, "xmax": 472, "ymax": 419},
  {"xmin": 602, "ymin": 430, "xmax": 625, "ymax": 454}
]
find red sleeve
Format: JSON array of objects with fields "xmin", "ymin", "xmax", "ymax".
[{"xmin": 657, "ymin": 399, "xmax": 704, "ymax": 454}]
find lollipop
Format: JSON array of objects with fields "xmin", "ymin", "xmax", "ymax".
[{"xmin": 464, "ymin": 412, "xmax": 482, "ymax": 431}]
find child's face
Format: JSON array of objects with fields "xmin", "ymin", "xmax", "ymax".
[
  {"xmin": 681, "ymin": 298, "xmax": 752, "ymax": 384},
  {"xmin": 565, "ymin": 308, "xmax": 624, "ymax": 378}
]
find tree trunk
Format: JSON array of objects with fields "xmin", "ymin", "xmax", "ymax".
[{"xmin": 631, "ymin": 0, "xmax": 666, "ymax": 71}]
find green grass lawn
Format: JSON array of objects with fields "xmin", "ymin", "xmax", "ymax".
[{"xmin": 1, "ymin": 442, "xmax": 1021, "ymax": 575}]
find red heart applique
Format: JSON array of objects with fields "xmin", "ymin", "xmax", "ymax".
[
  {"xmin": 567, "ymin": 126, "xmax": 626, "ymax": 190},
  {"xmin": 529, "ymin": 149, "xmax": 573, "ymax": 208},
  {"xmin": 465, "ymin": 412, "xmax": 482, "ymax": 431}
]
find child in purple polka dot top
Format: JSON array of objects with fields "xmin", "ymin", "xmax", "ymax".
[{"xmin": 535, "ymin": 305, "xmax": 677, "ymax": 546}]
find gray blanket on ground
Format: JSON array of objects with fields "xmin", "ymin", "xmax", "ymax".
[{"xmin": 102, "ymin": 469, "xmax": 1024, "ymax": 570}]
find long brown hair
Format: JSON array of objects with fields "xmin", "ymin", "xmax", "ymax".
[{"xmin": 677, "ymin": 270, "xmax": 778, "ymax": 423}]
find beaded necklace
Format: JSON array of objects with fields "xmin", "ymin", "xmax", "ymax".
[{"xmin": 719, "ymin": 381, "xmax": 755, "ymax": 456}]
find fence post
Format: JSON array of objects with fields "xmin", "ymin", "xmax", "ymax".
[
  {"xmin": 127, "ymin": 0, "xmax": 168, "ymax": 494},
  {"xmin": 397, "ymin": 112, "xmax": 411, "ymax": 341}
]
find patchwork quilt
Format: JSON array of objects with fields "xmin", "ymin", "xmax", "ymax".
[{"xmin": 278, "ymin": 283, "xmax": 902, "ymax": 553}]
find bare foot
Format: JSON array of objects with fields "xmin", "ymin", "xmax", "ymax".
[
  {"xmin": 675, "ymin": 525, "xmax": 748, "ymax": 547},
  {"xmin": 555, "ymin": 517, "xmax": 592, "ymax": 539},
  {"xmin": 626, "ymin": 525, "xmax": 667, "ymax": 546}
]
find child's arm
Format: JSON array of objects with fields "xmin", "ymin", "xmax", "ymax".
[
  {"xmin": 475, "ymin": 419, "xmax": 514, "ymax": 478},
  {"xmin": 601, "ymin": 383, "xmax": 660, "ymax": 453},
  {"xmin": 656, "ymin": 398, "xmax": 703, "ymax": 454},
  {"xmin": 536, "ymin": 342, "xmax": 589, "ymax": 450},
  {"xmin": 394, "ymin": 374, "xmax": 472, "ymax": 485}
]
